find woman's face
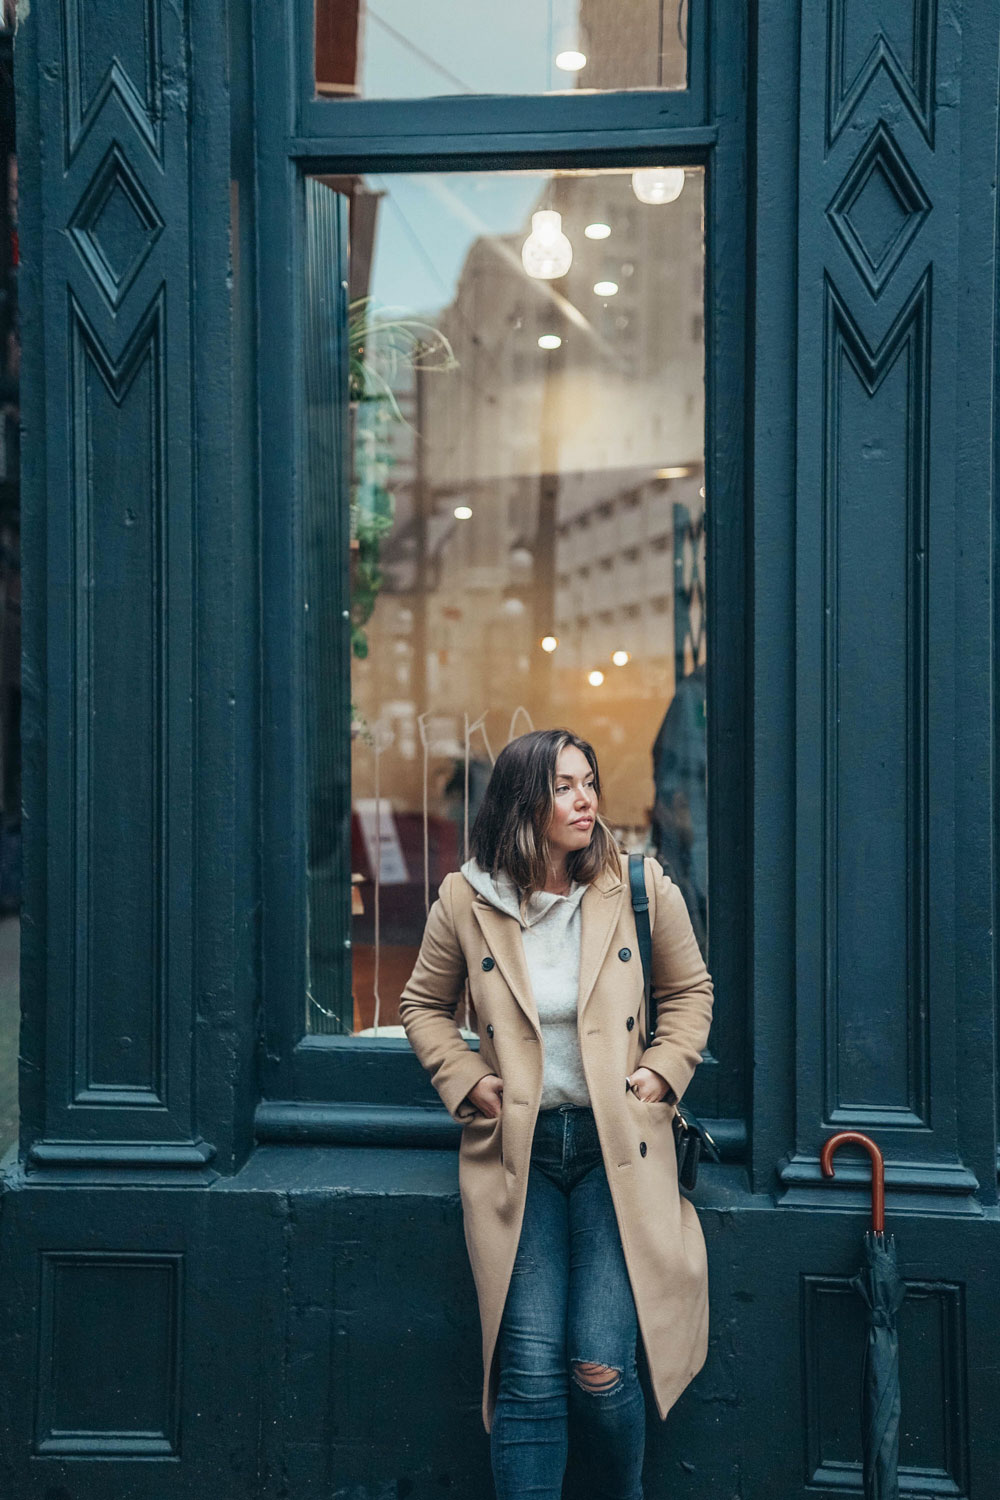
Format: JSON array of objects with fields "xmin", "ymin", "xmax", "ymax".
[{"xmin": 546, "ymin": 744, "xmax": 598, "ymax": 861}]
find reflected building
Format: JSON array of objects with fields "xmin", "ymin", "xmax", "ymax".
[
  {"xmin": 578, "ymin": 0, "xmax": 687, "ymax": 91},
  {"xmin": 385, "ymin": 171, "xmax": 705, "ymax": 833}
]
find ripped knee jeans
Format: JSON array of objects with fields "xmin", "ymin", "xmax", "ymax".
[{"xmin": 490, "ymin": 1105, "xmax": 645, "ymax": 1500}]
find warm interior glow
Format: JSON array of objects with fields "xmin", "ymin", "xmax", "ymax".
[
  {"xmin": 612, "ymin": 650, "xmax": 631, "ymax": 666},
  {"xmin": 541, "ymin": 635, "xmax": 559, "ymax": 652},
  {"xmin": 588, "ymin": 669, "xmax": 605, "ymax": 687}
]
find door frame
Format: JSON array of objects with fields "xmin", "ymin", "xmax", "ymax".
[{"xmin": 251, "ymin": 0, "xmax": 750, "ymax": 1143}]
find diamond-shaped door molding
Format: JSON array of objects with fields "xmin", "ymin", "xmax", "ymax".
[
  {"xmin": 827, "ymin": 122, "xmax": 930, "ymax": 299},
  {"xmin": 69, "ymin": 143, "xmax": 164, "ymax": 311}
]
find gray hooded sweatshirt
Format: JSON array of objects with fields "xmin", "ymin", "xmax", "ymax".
[{"xmin": 461, "ymin": 857, "xmax": 590, "ymax": 1108}]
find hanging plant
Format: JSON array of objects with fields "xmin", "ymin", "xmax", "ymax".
[{"xmin": 348, "ymin": 298, "xmax": 458, "ymax": 660}]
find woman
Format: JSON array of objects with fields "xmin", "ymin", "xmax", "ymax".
[{"xmin": 399, "ymin": 728, "xmax": 714, "ymax": 1500}]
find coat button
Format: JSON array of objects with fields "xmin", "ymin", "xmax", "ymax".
[
  {"xmin": 486, "ymin": 1024, "xmax": 494, "ymax": 1038},
  {"xmin": 639, "ymin": 1141, "xmax": 647, "ymax": 1158},
  {"xmin": 618, "ymin": 947, "xmax": 632, "ymax": 962},
  {"xmin": 482, "ymin": 957, "xmax": 495, "ymax": 971},
  {"xmin": 626, "ymin": 1015, "xmax": 635, "ymax": 1031}
]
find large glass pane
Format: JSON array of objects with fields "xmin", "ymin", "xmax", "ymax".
[
  {"xmin": 304, "ymin": 166, "xmax": 706, "ymax": 1035},
  {"xmin": 314, "ymin": 0, "xmax": 688, "ymax": 99}
]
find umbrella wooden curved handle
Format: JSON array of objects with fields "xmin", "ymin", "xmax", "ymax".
[{"xmin": 819, "ymin": 1131, "xmax": 885, "ymax": 1234}]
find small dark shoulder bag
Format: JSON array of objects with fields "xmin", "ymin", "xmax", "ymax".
[{"xmin": 627, "ymin": 853, "xmax": 719, "ymax": 1192}]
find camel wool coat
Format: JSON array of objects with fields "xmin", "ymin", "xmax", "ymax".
[{"xmin": 398, "ymin": 851, "xmax": 714, "ymax": 1434}]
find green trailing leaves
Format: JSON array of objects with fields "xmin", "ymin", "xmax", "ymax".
[{"xmin": 348, "ymin": 299, "xmax": 457, "ymax": 662}]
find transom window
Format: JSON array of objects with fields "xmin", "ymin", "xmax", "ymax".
[{"xmin": 314, "ymin": 0, "xmax": 689, "ymax": 100}]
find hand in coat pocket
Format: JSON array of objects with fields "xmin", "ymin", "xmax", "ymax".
[
  {"xmin": 467, "ymin": 1073, "xmax": 504, "ymax": 1118},
  {"xmin": 626, "ymin": 1065, "xmax": 674, "ymax": 1103}
]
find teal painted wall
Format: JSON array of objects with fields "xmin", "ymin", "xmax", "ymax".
[{"xmin": 2, "ymin": 2, "xmax": 998, "ymax": 1496}]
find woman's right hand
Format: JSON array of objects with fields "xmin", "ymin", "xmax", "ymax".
[{"xmin": 467, "ymin": 1073, "xmax": 504, "ymax": 1118}]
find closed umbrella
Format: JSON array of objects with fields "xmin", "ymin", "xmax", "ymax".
[{"xmin": 820, "ymin": 1131, "xmax": 905, "ymax": 1500}]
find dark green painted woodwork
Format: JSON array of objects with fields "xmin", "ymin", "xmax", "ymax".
[
  {"xmin": 27, "ymin": 0, "xmax": 201, "ymax": 1157},
  {"xmin": 2, "ymin": 1154, "xmax": 998, "ymax": 1498},
  {"xmin": 0, "ymin": 919, "xmax": 17, "ymax": 1154},
  {"xmin": 1, "ymin": 0, "xmax": 998, "ymax": 1496},
  {"xmin": 15, "ymin": 0, "xmax": 259, "ymax": 1173},
  {"xmin": 1, "ymin": 1175, "xmax": 271, "ymax": 1491},
  {"xmin": 780, "ymin": 0, "xmax": 985, "ymax": 1208},
  {"xmin": 36, "ymin": 1252, "xmax": 182, "ymax": 1455}
]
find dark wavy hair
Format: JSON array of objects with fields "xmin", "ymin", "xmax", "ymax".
[{"xmin": 469, "ymin": 729, "xmax": 621, "ymax": 897}]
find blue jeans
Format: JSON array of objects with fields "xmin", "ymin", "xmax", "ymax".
[{"xmin": 490, "ymin": 1104, "xmax": 645, "ymax": 1500}]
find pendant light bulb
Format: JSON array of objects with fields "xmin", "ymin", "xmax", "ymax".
[
  {"xmin": 631, "ymin": 167, "xmax": 686, "ymax": 205},
  {"xmin": 521, "ymin": 210, "xmax": 573, "ymax": 281},
  {"xmin": 553, "ymin": 22, "xmax": 588, "ymax": 76}
]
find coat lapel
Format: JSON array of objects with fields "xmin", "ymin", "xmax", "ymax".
[
  {"xmin": 578, "ymin": 864, "xmax": 627, "ymax": 1019},
  {"xmin": 471, "ymin": 900, "xmax": 541, "ymax": 1035}
]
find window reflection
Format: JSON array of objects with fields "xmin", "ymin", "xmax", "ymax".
[
  {"xmin": 304, "ymin": 168, "xmax": 706, "ymax": 1035},
  {"xmin": 314, "ymin": 0, "xmax": 688, "ymax": 100}
]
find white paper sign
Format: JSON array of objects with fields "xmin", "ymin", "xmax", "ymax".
[{"xmin": 355, "ymin": 798, "xmax": 409, "ymax": 885}]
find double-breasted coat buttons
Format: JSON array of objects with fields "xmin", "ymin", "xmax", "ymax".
[
  {"xmin": 639, "ymin": 1141, "xmax": 647, "ymax": 1157},
  {"xmin": 481, "ymin": 957, "xmax": 495, "ymax": 971},
  {"xmin": 486, "ymin": 1024, "xmax": 494, "ymax": 1038},
  {"xmin": 626, "ymin": 1015, "xmax": 635, "ymax": 1031},
  {"xmin": 618, "ymin": 947, "xmax": 632, "ymax": 962}
]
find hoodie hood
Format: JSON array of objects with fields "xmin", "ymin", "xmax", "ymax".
[{"xmin": 461, "ymin": 857, "xmax": 586, "ymax": 930}]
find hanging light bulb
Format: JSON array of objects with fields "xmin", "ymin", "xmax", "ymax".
[
  {"xmin": 631, "ymin": 167, "xmax": 686, "ymax": 205},
  {"xmin": 553, "ymin": 23, "xmax": 588, "ymax": 74},
  {"xmin": 521, "ymin": 210, "xmax": 573, "ymax": 280},
  {"xmin": 555, "ymin": 48, "xmax": 586, "ymax": 71}
]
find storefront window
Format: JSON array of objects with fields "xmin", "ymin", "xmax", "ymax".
[
  {"xmin": 304, "ymin": 166, "xmax": 706, "ymax": 1035},
  {"xmin": 314, "ymin": 0, "xmax": 688, "ymax": 99}
]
